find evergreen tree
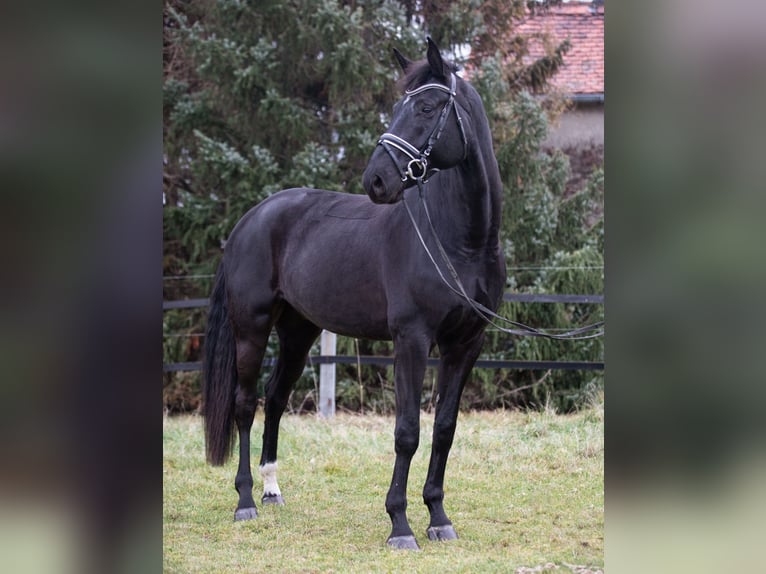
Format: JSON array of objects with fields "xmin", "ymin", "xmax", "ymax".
[{"xmin": 163, "ymin": 0, "xmax": 603, "ymax": 413}]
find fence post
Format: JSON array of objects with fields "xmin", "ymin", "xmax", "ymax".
[{"xmin": 319, "ymin": 330, "xmax": 336, "ymax": 418}]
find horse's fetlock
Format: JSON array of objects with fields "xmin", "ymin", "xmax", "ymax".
[
  {"xmin": 422, "ymin": 484, "xmax": 444, "ymax": 505},
  {"xmin": 235, "ymin": 474, "xmax": 253, "ymax": 492}
]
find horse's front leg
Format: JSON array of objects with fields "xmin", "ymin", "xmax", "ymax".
[
  {"xmin": 385, "ymin": 329, "xmax": 429, "ymax": 550},
  {"xmin": 423, "ymin": 332, "xmax": 486, "ymax": 541}
]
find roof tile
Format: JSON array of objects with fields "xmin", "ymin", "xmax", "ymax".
[{"xmin": 513, "ymin": 2, "xmax": 604, "ymax": 95}]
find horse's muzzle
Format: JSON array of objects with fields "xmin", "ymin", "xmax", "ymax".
[{"xmin": 362, "ymin": 161, "xmax": 405, "ymax": 204}]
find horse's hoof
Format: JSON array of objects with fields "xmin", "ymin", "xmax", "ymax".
[
  {"xmin": 387, "ymin": 535, "xmax": 421, "ymax": 550},
  {"xmin": 234, "ymin": 507, "xmax": 258, "ymax": 521},
  {"xmin": 261, "ymin": 493, "xmax": 285, "ymax": 506},
  {"xmin": 426, "ymin": 524, "xmax": 458, "ymax": 541}
]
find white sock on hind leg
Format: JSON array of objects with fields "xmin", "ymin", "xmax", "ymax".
[{"xmin": 259, "ymin": 462, "xmax": 281, "ymax": 497}]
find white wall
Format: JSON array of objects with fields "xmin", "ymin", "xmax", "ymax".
[{"xmin": 544, "ymin": 104, "xmax": 604, "ymax": 150}]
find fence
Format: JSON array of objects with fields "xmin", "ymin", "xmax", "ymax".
[{"xmin": 163, "ymin": 293, "xmax": 604, "ymax": 416}]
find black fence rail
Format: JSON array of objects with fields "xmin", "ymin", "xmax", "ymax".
[
  {"xmin": 162, "ymin": 293, "xmax": 604, "ymax": 311},
  {"xmin": 163, "ymin": 293, "xmax": 604, "ymax": 373}
]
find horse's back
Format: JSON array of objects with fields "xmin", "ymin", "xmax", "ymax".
[{"xmin": 229, "ymin": 187, "xmax": 382, "ymax": 233}]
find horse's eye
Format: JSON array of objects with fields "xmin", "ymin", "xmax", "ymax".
[{"xmin": 422, "ymin": 106, "xmax": 433, "ymax": 114}]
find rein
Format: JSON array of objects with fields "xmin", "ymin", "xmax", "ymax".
[
  {"xmin": 404, "ymin": 181, "xmax": 605, "ymax": 341},
  {"xmin": 381, "ymin": 76, "xmax": 603, "ymax": 341}
]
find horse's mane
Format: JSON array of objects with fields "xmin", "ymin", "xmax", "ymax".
[{"xmin": 398, "ymin": 58, "xmax": 460, "ymax": 92}]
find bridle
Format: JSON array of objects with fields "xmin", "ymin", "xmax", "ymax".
[
  {"xmin": 377, "ymin": 73, "xmax": 468, "ymax": 183},
  {"xmin": 375, "ymin": 72, "xmax": 605, "ymax": 341}
]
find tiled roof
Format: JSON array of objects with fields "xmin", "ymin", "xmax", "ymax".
[{"xmin": 513, "ymin": 2, "xmax": 604, "ymax": 96}]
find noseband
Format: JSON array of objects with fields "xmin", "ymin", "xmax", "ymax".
[{"xmin": 377, "ymin": 73, "xmax": 468, "ymax": 183}]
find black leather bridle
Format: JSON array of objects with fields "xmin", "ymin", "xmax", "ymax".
[{"xmin": 377, "ymin": 73, "xmax": 468, "ymax": 183}]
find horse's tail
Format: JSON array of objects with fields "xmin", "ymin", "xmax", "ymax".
[{"xmin": 202, "ymin": 263, "xmax": 238, "ymax": 466}]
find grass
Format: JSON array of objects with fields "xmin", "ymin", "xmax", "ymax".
[{"xmin": 164, "ymin": 405, "xmax": 603, "ymax": 573}]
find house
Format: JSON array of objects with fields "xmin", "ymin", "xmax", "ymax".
[{"xmin": 514, "ymin": 0, "xmax": 604, "ymax": 188}]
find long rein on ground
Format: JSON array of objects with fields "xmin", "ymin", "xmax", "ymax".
[{"xmin": 377, "ymin": 74, "xmax": 604, "ymax": 342}]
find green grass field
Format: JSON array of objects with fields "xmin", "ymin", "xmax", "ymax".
[{"xmin": 164, "ymin": 405, "xmax": 603, "ymax": 573}]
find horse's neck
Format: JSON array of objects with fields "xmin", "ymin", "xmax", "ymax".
[{"xmin": 430, "ymin": 144, "xmax": 503, "ymax": 256}]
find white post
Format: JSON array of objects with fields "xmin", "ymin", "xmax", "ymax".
[{"xmin": 319, "ymin": 330, "xmax": 336, "ymax": 418}]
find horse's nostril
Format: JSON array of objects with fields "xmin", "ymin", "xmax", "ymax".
[{"xmin": 372, "ymin": 175, "xmax": 385, "ymax": 194}]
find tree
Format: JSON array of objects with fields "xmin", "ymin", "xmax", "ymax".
[{"xmin": 163, "ymin": 0, "xmax": 603, "ymax": 413}]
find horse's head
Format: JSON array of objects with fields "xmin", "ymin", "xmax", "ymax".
[{"xmin": 363, "ymin": 37, "xmax": 470, "ymax": 204}]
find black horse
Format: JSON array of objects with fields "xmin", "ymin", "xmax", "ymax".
[{"xmin": 203, "ymin": 38, "xmax": 506, "ymax": 550}]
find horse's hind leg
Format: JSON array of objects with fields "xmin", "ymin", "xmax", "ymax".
[
  {"xmin": 422, "ymin": 331, "xmax": 486, "ymax": 541},
  {"xmin": 259, "ymin": 306, "xmax": 321, "ymax": 505},
  {"xmin": 232, "ymin": 315, "xmax": 272, "ymax": 522}
]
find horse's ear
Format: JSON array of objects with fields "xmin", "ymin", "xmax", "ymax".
[
  {"xmin": 426, "ymin": 36, "xmax": 447, "ymax": 79},
  {"xmin": 393, "ymin": 48, "xmax": 412, "ymax": 73}
]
